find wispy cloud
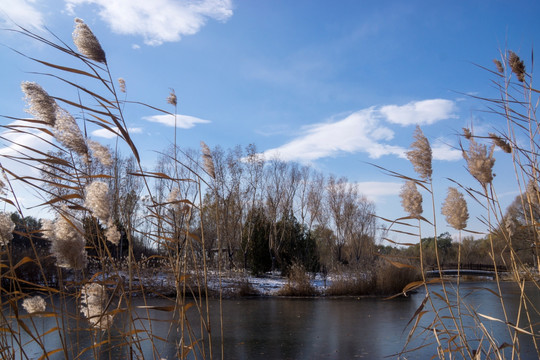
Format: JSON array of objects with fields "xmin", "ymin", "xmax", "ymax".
[
  {"xmin": 91, "ymin": 126, "xmax": 142, "ymax": 139},
  {"xmin": 65, "ymin": 0, "xmax": 233, "ymax": 45},
  {"xmin": 263, "ymin": 109, "xmax": 406, "ymax": 162},
  {"xmin": 263, "ymin": 99, "xmax": 459, "ymax": 163},
  {"xmin": 0, "ymin": 0, "xmax": 45, "ymax": 31},
  {"xmin": 380, "ymin": 99, "xmax": 457, "ymax": 126},
  {"xmin": 143, "ymin": 114, "xmax": 210, "ymax": 128}
]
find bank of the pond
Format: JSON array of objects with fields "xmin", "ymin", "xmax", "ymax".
[{"xmin": 125, "ymin": 270, "xmax": 529, "ymax": 299}]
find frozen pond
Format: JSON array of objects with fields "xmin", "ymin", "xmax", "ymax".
[{"xmin": 6, "ymin": 281, "xmax": 539, "ymax": 359}]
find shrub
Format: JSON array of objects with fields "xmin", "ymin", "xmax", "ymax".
[{"xmin": 276, "ymin": 263, "xmax": 317, "ymax": 296}]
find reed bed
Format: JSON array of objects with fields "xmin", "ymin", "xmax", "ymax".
[
  {"xmin": 379, "ymin": 50, "xmax": 540, "ymax": 359},
  {"xmin": 0, "ymin": 20, "xmax": 219, "ymax": 359}
]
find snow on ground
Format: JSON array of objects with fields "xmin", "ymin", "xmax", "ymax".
[{"xmin": 100, "ymin": 269, "xmax": 331, "ymax": 297}]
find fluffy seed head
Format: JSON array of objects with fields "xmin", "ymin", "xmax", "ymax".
[
  {"xmin": 441, "ymin": 187, "xmax": 468, "ymax": 230},
  {"xmin": 167, "ymin": 187, "xmax": 180, "ymax": 204},
  {"xmin": 85, "ymin": 181, "xmax": 110, "ymax": 222},
  {"xmin": 21, "ymin": 82, "xmax": 57, "ymax": 126},
  {"xmin": 88, "ymin": 140, "xmax": 113, "ymax": 167},
  {"xmin": 54, "ymin": 107, "xmax": 88, "ymax": 156},
  {"xmin": 406, "ymin": 125, "xmax": 432, "ymax": 181},
  {"xmin": 508, "ymin": 51, "xmax": 525, "ymax": 82},
  {"xmin": 73, "ymin": 18, "xmax": 106, "ymax": 63},
  {"xmin": 400, "ymin": 180, "xmax": 423, "ymax": 217},
  {"xmin": 49, "ymin": 215, "xmax": 87, "ymax": 270},
  {"xmin": 526, "ymin": 180, "xmax": 539, "ymax": 205},
  {"xmin": 505, "ymin": 216, "xmax": 516, "ymax": 238},
  {"xmin": 0, "ymin": 177, "xmax": 5, "ymax": 196},
  {"xmin": 118, "ymin": 78, "xmax": 126, "ymax": 93},
  {"xmin": 200, "ymin": 141, "xmax": 215, "ymax": 179},
  {"xmin": 462, "ymin": 139, "xmax": 496, "ymax": 186},
  {"xmin": 493, "ymin": 59, "xmax": 504, "ymax": 74},
  {"xmin": 0, "ymin": 212, "xmax": 14, "ymax": 247},
  {"xmin": 80, "ymin": 283, "xmax": 113, "ymax": 330},
  {"xmin": 105, "ymin": 218, "xmax": 121, "ymax": 245},
  {"xmin": 489, "ymin": 133, "xmax": 512, "ymax": 154},
  {"xmin": 22, "ymin": 295, "xmax": 46, "ymax": 314},
  {"xmin": 167, "ymin": 90, "xmax": 177, "ymax": 106}
]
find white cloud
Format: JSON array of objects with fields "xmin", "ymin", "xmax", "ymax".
[
  {"xmin": 356, "ymin": 181, "xmax": 402, "ymax": 202},
  {"xmin": 91, "ymin": 126, "xmax": 142, "ymax": 139},
  {"xmin": 0, "ymin": 122, "xmax": 54, "ymax": 185},
  {"xmin": 380, "ymin": 99, "xmax": 457, "ymax": 126},
  {"xmin": 432, "ymin": 140, "xmax": 462, "ymax": 161},
  {"xmin": 262, "ymin": 99, "xmax": 460, "ymax": 164},
  {"xmin": 0, "ymin": 0, "xmax": 45, "ymax": 31},
  {"xmin": 65, "ymin": 0, "xmax": 233, "ymax": 45},
  {"xmin": 263, "ymin": 109, "xmax": 406, "ymax": 162},
  {"xmin": 143, "ymin": 114, "xmax": 210, "ymax": 128}
]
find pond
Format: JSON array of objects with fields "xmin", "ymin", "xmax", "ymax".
[{"xmin": 5, "ymin": 281, "xmax": 539, "ymax": 359}]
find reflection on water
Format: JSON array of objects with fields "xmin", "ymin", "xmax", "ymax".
[{"xmin": 7, "ymin": 281, "xmax": 539, "ymax": 359}]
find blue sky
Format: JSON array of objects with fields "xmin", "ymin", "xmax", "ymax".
[{"xmin": 0, "ymin": 0, "xmax": 539, "ymax": 241}]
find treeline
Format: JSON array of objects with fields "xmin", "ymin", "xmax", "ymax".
[
  {"xmin": 9, "ymin": 143, "xmax": 537, "ymax": 283},
  {"xmin": 161, "ymin": 144, "xmax": 378, "ymax": 275},
  {"xmin": 5, "ymin": 149, "xmax": 531, "ymax": 287},
  {"xmin": 383, "ymin": 228, "xmax": 538, "ymax": 271},
  {"xmin": 15, "ymin": 143, "xmax": 377, "ymax": 277}
]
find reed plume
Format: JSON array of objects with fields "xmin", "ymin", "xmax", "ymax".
[
  {"xmin": 526, "ymin": 180, "xmax": 539, "ymax": 205},
  {"xmin": 72, "ymin": 18, "xmax": 106, "ymax": 63},
  {"xmin": 489, "ymin": 133, "xmax": 512, "ymax": 154},
  {"xmin": 105, "ymin": 219, "xmax": 121, "ymax": 245},
  {"xmin": 85, "ymin": 181, "xmax": 110, "ymax": 222},
  {"xmin": 80, "ymin": 283, "xmax": 113, "ymax": 330},
  {"xmin": 88, "ymin": 139, "xmax": 113, "ymax": 167},
  {"xmin": 400, "ymin": 180, "xmax": 423, "ymax": 217},
  {"xmin": 201, "ymin": 141, "xmax": 215, "ymax": 179},
  {"xmin": 0, "ymin": 212, "xmax": 14, "ymax": 247},
  {"xmin": 505, "ymin": 215, "xmax": 516, "ymax": 238},
  {"xmin": 118, "ymin": 78, "xmax": 126, "ymax": 93},
  {"xmin": 167, "ymin": 89, "xmax": 177, "ymax": 106},
  {"xmin": 22, "ymin": 295, "xmax": 46, "ymax": 314},
  {"xmin": 462, "ymin": 138, "xmax": 496, "ymax": 186},
  {"xmin": 49, "ymin": 214, "xmax": 87, "ymax": 270},
  {"xmin": 53, "ymin": 107, "xmax": 88, "ymax": 157},
  {"xmin": 21, "ymin": 81, "xmax": 57, "ymax": 126},
  {"xmin": 463, "ymin": 127, "xmax": 472, "ymax": 140},
  {"xmin": 406, "ymin": 125, "xmax": 432, "ymax": 181},
  {"xmin": 493, "ymin": 59, "xmax": 504, "ymax": 74},
  {"xmin": 508, "ymin": 51, "xmax": 525, "ymax": 82},
  {"xmin": 441, "ymin": 187, "xmax": 468, "ymax": 230}
]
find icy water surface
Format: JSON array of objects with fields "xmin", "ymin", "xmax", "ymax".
[{"xmin": 7, "ymin": 281, "xmax": 540, "ymax": 359}]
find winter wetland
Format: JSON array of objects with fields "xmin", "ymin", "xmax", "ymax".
[{"xmin": 0, "ymin": 2, "xmax": 539, "ymax": 359}]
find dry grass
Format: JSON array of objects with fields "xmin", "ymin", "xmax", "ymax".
[
  {"xmin": 276, "ymin": 263, "xmax": 318, "ymax": 296},
  {"xmin": 325, "ymin": 260, "xmax": 420, "ymax": 296}
]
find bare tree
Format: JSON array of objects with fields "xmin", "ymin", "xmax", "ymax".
[
  {"xmin": 346, "ymin": 194, "xmax": 376, "ymax": 264},
  {"xmin": 264, "ymin": 157, "xmax": 302, "ymax": 271},
  {"xmin": 208, "ymin": 145, "xmax": 245, "ymax": 268},
  {"xmin": 296, "ymin": 165, "xmax": 312, "ymax": 227},
  {"xmin": 240, "ymin": 144, "xmax": 265, "ymax": 269},
  {"xmin": 306, "ymin": 170, "xmax": 326, "ymax": 231}
]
